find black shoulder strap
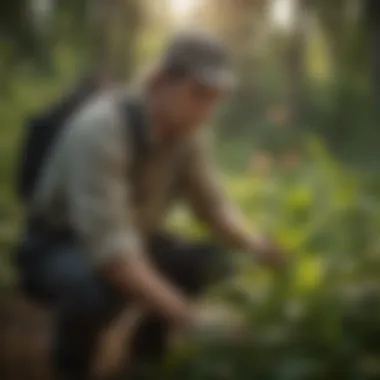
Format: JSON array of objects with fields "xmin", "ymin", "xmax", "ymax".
[
  {"xmin": 120, "ymin": 97, "xmax": 149, "ymax": 177},
  {"xmin": 125, "ymin": 100, "xmax": 148, "ymax": 153}
]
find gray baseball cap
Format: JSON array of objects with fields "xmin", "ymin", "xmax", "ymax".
[{"xmin": 159, "ymin": 30, "xmax": 236, "ymax": 90}]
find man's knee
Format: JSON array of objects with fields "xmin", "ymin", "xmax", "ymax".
[
  {"xmin": 195, "ymin": 242, "xmax": 232, "ymax": 283},
  {"xmin": 178, "ymin": 241, "xmax": 233, "ymax": 296}
]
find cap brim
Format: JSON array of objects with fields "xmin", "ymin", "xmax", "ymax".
[{"xmin": 195, "ymin": 67, "xmax": 236, "ymax": 90}]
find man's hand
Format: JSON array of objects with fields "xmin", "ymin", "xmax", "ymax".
[{"xmin": 248, "ymin": 234, "xmax": 287, "ymax": 270}]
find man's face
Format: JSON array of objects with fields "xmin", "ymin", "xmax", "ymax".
[{"xmin": 159, "ymin": 75, "xmax": 225, "ymax": 137}]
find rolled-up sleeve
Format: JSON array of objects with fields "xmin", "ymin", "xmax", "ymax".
[
  {"xmin": 181, "ymin": 132, "xmax": 253, "ymax": 251},
  {"xmin": 181, "ymin": 133, "xmax": 230, "ymax": 222},
  {"xmin": 64, "ymin": 103, "xmax": 143, "ymax": 266}
]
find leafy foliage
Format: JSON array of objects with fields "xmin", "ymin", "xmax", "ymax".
[
  {"xmin": 0, "ymin": 1, "xmax": 379, "ymax": 378},
  {"xmin": 165, "ymin": 137, "xmax": 380, "ymax": 380}
]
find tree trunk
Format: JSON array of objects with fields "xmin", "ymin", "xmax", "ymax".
[
  {"xmin": 91, "ymin": 0, "xmax": 141, "ymax": 87},
  {"xmin": 285, "ymin": 0, "xmax": 309, "ymax": 125},
  {"xmin": 366, "ymin": 0, "xmax": 380, "ymax": 111}
]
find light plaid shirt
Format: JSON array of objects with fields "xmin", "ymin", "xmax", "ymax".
[{"xmin": 32, "ymin": 88, "xmax": 247, "ymax": 266}]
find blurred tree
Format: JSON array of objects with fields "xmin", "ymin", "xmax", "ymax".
[
  {"xmin": 93, "ymin": 0, "xmax": 142, "ymax": 83},
  {"xmin": 195, "ymin": 0, "xmax": 270, "ymax": 137},
  {"xmin": 366, "ymin": 0, "xmax": 380, "ymax": 110},
  {"xmin": 311, "ymin": 0, "xmax": 373, "ymax": 157},
  {"xmin": 0, "ymin": 0, "xmax": 142, "ymax": 84},
  {"xmin": 50, "ymin": 0, "xmax": 142, "ymax": 84},
  {"xmin": 285, "ymin": 0, "xmax": 309, "ymax": 125},
  {"xmin": 0, "ymin": 0, "xmax": 44, "ymax": 68}
]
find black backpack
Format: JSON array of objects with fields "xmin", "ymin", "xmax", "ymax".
[
  {"xmin": 15, "ymin": 80, "xmax": 148, "ymax": 305},
  {"xmin": 16, "ymin": 78, "xmax": 147, "ymax": 203}
]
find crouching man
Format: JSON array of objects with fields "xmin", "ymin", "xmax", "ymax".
[{"xmin": 17, "ymin": 30, "xmax": 285, "ymax": 379}]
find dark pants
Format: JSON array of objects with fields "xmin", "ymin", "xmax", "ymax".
[{"xmin": 16, "ymin": 226, "xmax": 231, "ymax": 379}]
